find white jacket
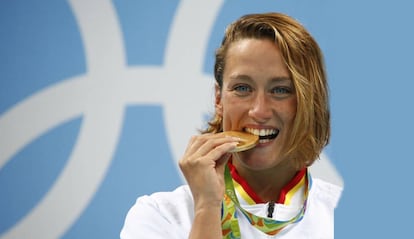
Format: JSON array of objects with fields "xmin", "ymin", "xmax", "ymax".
[{"xmin": 120, "ymin": 177, "xmax": 342, "ymax": 239}]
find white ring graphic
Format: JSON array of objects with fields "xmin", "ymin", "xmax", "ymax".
[{"xmin": 0, "ymin": 0, "xmax": 342, "ymax": 238}]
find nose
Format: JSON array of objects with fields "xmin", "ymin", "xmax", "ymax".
[{"xmin": 248, "ymin": 91, "xmax": 272, "ymax": 123}]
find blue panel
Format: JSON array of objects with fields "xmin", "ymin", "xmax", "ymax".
[
  {"xmin": 324, "ymin": 1, "xmax": 414, "ymax": 238},
  {"xmin": 0, "ymin": 118, "xmax": 82, "ymax": 234},
  {"xmin": 113, "ymin": 0, "xmax": 180, "ymax": 66},
  {"xmin": 0, "ymin": 0, "xmax": 86, "ymax": 114}
]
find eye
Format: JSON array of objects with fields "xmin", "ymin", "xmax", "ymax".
[
  {"xmin": 270, "ymin": 86, "xmax": 293, "ymax": 97},
  {"xmin": 233, "ymin": 84, "xmax": 252, "ymax": 96}
]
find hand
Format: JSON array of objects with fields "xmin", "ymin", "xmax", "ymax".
[{"xmin": 179, "ymin": 133, "xmax": 239, "ymax": 209}]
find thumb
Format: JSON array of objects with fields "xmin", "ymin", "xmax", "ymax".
[{"xmin": 215, "ymin": 153, "xmax": 231, "ymax": 175}]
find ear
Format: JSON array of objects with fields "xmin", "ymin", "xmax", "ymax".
[{"xmin": 215, "ymin": 83, "xmax": 223, "ymax": 117}]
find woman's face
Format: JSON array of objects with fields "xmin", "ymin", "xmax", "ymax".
[{"xmin": 216, "ymin": 38, "xmax": 297, "ymax": 170}]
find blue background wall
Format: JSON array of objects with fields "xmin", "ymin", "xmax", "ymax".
[{"xmin": 1, "ymin": 0, "xmax": 413, "ymax": 238}]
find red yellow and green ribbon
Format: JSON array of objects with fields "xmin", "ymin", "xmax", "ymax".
[{"xmin": 221, "ymin": 165, "xmax": 311, "ymax": 238}]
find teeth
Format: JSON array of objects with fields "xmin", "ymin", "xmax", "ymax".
[
  {"xmin": 246, "ymin": 128, "xmax": 277, "ymax": 136},
  {"xmin": 259, "ymin": 139, "xmax": 272, "ymax": 143}
]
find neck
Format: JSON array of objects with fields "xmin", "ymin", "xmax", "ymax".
[{"xmin": 231, "ymin": 160, "xmax": 298, "ymax": 202}]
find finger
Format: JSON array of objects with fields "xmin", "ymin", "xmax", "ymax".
[
  {"xmin": 205, "ymin": 141, "xmax": 238, "ymax": 164},
  {"xmin": 192, "ymin": 135, "xmax": 239, "ymax": 158},
  {"xmin": 180, "ymin": 140, "xmax": 236, "ymax": 173}
]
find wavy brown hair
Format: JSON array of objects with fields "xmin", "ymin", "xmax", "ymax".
[{"xmin": 203, "ymin": 13, "xmax": 330, "ymax": 169}]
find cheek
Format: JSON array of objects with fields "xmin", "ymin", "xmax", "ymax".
[
  {"xmin": 280, "ymin": 98, "xmax": 297, "ymax": 124},
  {"xmin": 222, "ymin": 92, "xmax": 250, "ymax": 113},
  {"xmin": 288, "ymin": 101, "xmax": 297, "ymax": 123},
  {"xmin": 220, "ymin": 94, "xmax": 246, "ymax": 129}
]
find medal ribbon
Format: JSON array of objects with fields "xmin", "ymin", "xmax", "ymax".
[{"xmin": 221, "ymin": 165, "xmax": 312, "ymax": 238}]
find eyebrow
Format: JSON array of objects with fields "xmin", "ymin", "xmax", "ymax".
[
  {"xmin": 230, "ymin": 74, "xmax": 292, "ymax": 83},
  {"xmin": 269, "ymin": 77, "xmax": 292, "ymax": 84},
  {"xmin": 229, "ymin": 74, "xmax": 251, "ymax": 80}
]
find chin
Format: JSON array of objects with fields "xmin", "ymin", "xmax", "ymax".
[{"xmin": 235, "ymin": 151, "xmax": 283, "ymax": 170}]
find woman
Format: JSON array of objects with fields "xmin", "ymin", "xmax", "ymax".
[{"xmin": 121, "ymin": 12, "xmax": 342, "ymax": 239}]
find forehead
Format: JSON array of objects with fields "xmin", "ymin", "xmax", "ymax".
[{"xmin": 224, "ymin": 38, "xmax": 290, "ymax": 79}]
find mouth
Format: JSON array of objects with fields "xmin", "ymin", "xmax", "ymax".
[{"xmin": 244, "ymin": 127, "xmax": 279, "ymax": 144}]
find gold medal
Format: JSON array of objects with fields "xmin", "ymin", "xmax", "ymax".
[{"xmin": 219, "ymin": 131, "xmax": 259, "ymax": 152}]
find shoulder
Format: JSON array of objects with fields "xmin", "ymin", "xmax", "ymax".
[
  {"xmin": 137, "ymin": 185, "xmax": 194, "ymax": 212},
  {"xmin": 309, "ymin": 177, "xmax": 343, "ymax": 209},
  {"xmin": 139, "ymin": 185, "xmax": 192, "ymax": 203},
  {"xmin": 132, "ymin": 184, "xmax": 194, "ymax": 220},
  {"xmin": 120, "ymin": 185, "xmax": 194, "ymax": 239}
]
